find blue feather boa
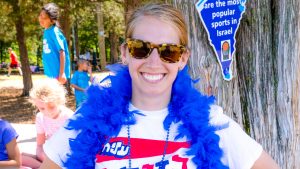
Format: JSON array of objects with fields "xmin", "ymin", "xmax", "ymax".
[{"xmin": 64, "ymin": 64, "xmax": 228, "ymax": 169}]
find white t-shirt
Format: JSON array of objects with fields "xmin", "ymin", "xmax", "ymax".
[
  {"xmin": 36, "ymin": 106, "xmax": 74, "ymax": 139},
  {"xmin": 44, "ymin": 104, "xmax": 262, "ymax": 169}
]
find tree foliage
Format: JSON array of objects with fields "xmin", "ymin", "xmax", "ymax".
[
  {"xmin": 0, "ymin": 1, "xmax": 15, "ymax": 43},
  {"xmin": 103, "ymin": 1, "xmax": 124, "ymax": 38},
  {"xmin": 0, "ymin": 0, "xmax": 126, "ymax": 64}
]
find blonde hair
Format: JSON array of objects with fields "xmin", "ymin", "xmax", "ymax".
[
  {"xmin": 125, "ymin": 3, "xmax": 188, "ymax": 46},
  {"xmin": 29, "ymin": 78, "xmax": 66, "ymax": 106}
]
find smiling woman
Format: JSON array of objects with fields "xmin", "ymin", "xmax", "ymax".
[
  {"xmin": 39, "ymin": 3, "xmax": 279, "ymax": 169},
  {"xmin": 121, "ymin": 16, "xmax": 189, "ymax": 109}
]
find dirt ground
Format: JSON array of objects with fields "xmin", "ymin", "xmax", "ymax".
[
  {"xmin": 0, "ymin": 72, "xmax": 110, "ymax": 124},
  {"xmin": 0, "ymin": 74, "xmax": 76, "ymax": 124}
]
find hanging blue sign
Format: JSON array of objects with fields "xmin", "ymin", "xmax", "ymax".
[{"xmin": 195, "ymin": 0, "xmax": 246, "ymax": 81}]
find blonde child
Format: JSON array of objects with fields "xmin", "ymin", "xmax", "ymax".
[
  {"xmin": 22, "ymin": 78, "xmax": 74, "ymax": 169},
  {"xmin": 71, "ymin": 59, "xmax": 93, "ymax": 108}
]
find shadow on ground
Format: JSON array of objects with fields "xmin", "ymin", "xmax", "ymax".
[{"xmin": 0, "ymin": 87, "xmax": 76, "ymax": 124}]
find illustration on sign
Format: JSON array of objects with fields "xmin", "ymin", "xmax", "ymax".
[{"xmin": 195, "ymin": 0, "xmax": 246, "ymax": 81}]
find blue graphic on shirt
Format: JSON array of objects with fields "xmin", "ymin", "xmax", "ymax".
[
  {"xmin": 119, "ymin": 160, "xmax": 170, "ymax": 169},
  {"xmin": 42, "ymin": 25, "xmax": 70, "ymax": 78},
  {"xmin": 101, "ymin": 141, "xmax": 129, "ymax": 158},
  {"xmin": 195, "ymin": 0, "xmax": 246, "ymax": 81},
  {"xmin": 155, "ymin": 160, "xmax": 169, "ymax": 169},
  {"xmin": 99, "ymin": 138, "xmax": 190, "ymax": 169}
]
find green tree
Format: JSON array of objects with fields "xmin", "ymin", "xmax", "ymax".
[
  {"xmin": 0, "ymin": 1, "xmax": 16, "ymax": 63},
  {"xmin": 75, "ymin": 4, "xmax": 98, "ymax": 53},
  {"xmin": 2, "ymin": 0, "xmax": 40, "ymax": 96},
  {"xmin": 103, "ymin": 1, "xmax": 124, "ymax": 63}
]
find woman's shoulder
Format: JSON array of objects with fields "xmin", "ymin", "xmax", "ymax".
[
  {"xmin": 209, "ymin": 104, "xmax": 230, "ymax": 126},
  {"xmin": 208, "ymin": 105, "xmax": 263, "ymax": 169}
]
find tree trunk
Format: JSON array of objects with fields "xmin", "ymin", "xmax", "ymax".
[
  {"xmin": 236, "ymin": 0, "xmax": 300, "ymax": 168},
  {"xmin": 124, "ymin": 0, "xmax": 142, "ymax": 26},
  {"xmin": 36, "ymin": 45, "xmax": 41, "ymax": 67},
  {"xmin": 60, "ymin": 0, "xmax": 71, "ymax": 50},
  {"xmin": 59, "ymin": 1, "xmax": 73, "ymax": 93},
  {"xmin": 0, "ymin": 41, "xmax": 3, "ymax": 63},
  {"xmin": 109, "ymin": 32, "xmax": 119, "ymax": 64},
  {"xmin": 96, "ymin": 2, "xmax": 106, "ymax": 70},
  {"xmin": 124, "ymin": 0, "xmax": 140, "ymax": 21},
  {"xmin": 172, "ymin": 0, "xmax": 299, "ymax": 168},
  {"xmin": 74, "ymin": 21, "xmax": 80, "ymax": 60},
  {"xmin": 12, "ymin": 2, "xmax": 32, "ymax": 96}
]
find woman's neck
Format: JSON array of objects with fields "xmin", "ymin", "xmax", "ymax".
[{"xmin": 131, "ymin": 90, "xmax": 171, "ymax": 111}]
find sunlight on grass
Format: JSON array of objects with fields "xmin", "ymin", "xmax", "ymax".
[{"xmin": 0, "ymin": 74, "xmax": 47, "ymax": 81}]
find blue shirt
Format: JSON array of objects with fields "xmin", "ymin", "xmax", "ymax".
[
  {"xmin": 0, "ymin": 120, "xmax": 18, "ymax": 161},
  {"xmin": 71, "ymin": 71, "xmax": 90, "ymax": 107},
  {"xmin": 42, "ymin": 25, "xmax": 71, "ymax": 78}
]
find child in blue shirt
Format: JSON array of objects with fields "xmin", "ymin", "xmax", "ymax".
[
  {"xmin": 0, "ymin": 119, "xmax": 21, "ymax": 168},
  {"xmin": 39, "ymin": 3, "xmax": 71, "ymax": 84},
  {"xmin": 71, "ymin": 59, "xmax": 93, "ymax": 108}
]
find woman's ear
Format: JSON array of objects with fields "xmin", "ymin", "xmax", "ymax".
[
  {"xmin": 179, "ymin": 49, "xmax": 190, "ymax": 70},
  {"xmin": 120, "ymin": 44, "xmax": 128, "ymax": 64}
]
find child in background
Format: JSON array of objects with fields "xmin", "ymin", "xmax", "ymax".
[
  {"xmin": 7, "ymin": 47, "xmax": 23, "ymax": 77},
  {"xmin": 39, "ymin": 3, "xmax": 71, "ymax": 84},
  {"xmin": 71, "ymin": 59, "xmax": 93, "ymax": 108},
  {"xmin": 0, "ymin": 119, "xmax": 21, "ymax": 168},
  {"xmin": 21, "ymin": 78, "xmax": 74, "ymax": 168}
]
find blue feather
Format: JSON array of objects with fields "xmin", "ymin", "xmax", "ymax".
[{"xmin": 64, "ymin": 64, "xmax": 228, "ymax": 169}]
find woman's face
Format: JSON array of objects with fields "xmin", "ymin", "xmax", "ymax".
[
  {"xmin": 38, "ymin": 10, "xmax": 53, "ymax": 29},
  {"xmin": 33, "ymin": 99, "xmax": 59, "ymax": 119},
  {"xmin": 121, "ymin": 16, "xmax": 189, "ymax": 109}
]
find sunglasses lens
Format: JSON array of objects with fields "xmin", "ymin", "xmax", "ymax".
[
  {"xmin": 127, "ymin": 40, "xmax": 151, "ymax": 59},
  {"xmin": 126, "ymin": 39, "xmax": 185, "ymax": 63},
  {"xmin": 159, "ymin": 45, "xmax": 183, "ymax": 63}
]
